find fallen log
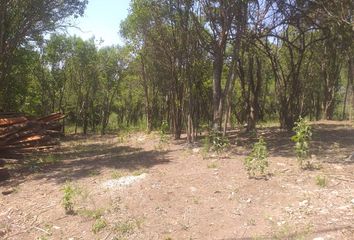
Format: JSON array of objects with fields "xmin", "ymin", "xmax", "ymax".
[{"xmin": 0, "ymin": 117, "xmax": 28, "ymax": 127}]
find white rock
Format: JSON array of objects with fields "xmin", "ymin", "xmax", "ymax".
[
  {"xmin": 299, "ymin": 200, "xmax": 309, "ymax": 207},
  {"xmin": 313, "ymin": 237, "xmax": 325, "ymax": 240},
  {"xmin": 337, "ymin": 205, "xmax": 350, "ymax": 210},
  {"xmin": 190, "ymin": 187, "xmax": 197, "ymax": 192},
  {"xmin": 102, "ymin": 173, "xmax": 147, "ymax": 189},
  {"xmin": 351, "ymin": 199, "xmax": 354, "ymax": 204},
  {"xmin": 137, "ymin": 136, "xmax": 146, "ymax": 142},
  {"xmin": 192, "ymin": 148, "xmax": 200, "ymax": 153},
  {"xmin": 277, "ymin": 221, "xmax": 286, "ymax": 226}
]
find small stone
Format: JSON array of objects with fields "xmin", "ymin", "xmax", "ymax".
[
  {"xmin": 319, "ymin": 209, "xmax": 329, "ymax": 214},
  {"xmin": 192, "ymin": 148, "xmax": 200, "ymax": 153},
  {"xmin": 246, "ymin": 198, "xmax": 252, "ymax": 203},
  {"xmin": 351, "ymin": 199, "xmax": 354, "ymax": 204},
  {"xmin": 190, "ymin": 187, "xmax": 197, "ymax": 192},
  {"xmin": 337, "ymin": 205, "xmax": 349, "ymax": 210},
  {"xmin": 277, "ymin": 221, "xmax": 286, "ymax": 226},
  {"xmin": 313, "ymin": 237, "xmax": 325, "ymax": 240},
  {"xmin": 2, "ymin": 188, "xmax": 15, "ymax": 195},
  {"xmin": 299, "ymin": 200, "xmax": 309, "ymax": 207}
]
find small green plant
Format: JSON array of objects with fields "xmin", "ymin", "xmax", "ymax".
[
  {"xmin": 92, "ymin": 218, "xmax": 107, "ymax": 234},
  {"xmin": 132, "ymin": 169, "xmax": 146, "ymax": 176},
  {"xmin": 291, "ymin": 117, "xmax": 312, "ymax": 169},
  {"xmin": 79, "ymin": 208, "xmax": 104, "ymax": 219},
  {"xmin": 209, "ymin": 129, "xmax": 230, "ymax": 153},
  {"xmin": 111, "ymin": 170, "xmax": 124, "ymax": 179},
  {"xmin": 244, "ymin": 137, "xmax": 269, "ymax": 178},
  {"xmin": 61, "ymin": 182, "xmax": 76, "ymax": 214},
  {"xmin": 88, "ymin": 169, "xmax": 100, "ymax": 177},
  {"xmin": 114, "ymin": 220, "xmax": 136, "ymax": 234},
  {"xmin": 315, "ymin": 175, "xmax": 327, "ymax": 187},
  {"xmin": 160, "ymin": 120, "xmax": 169, "ymax": 141},
  {"xmin": 207, "ymin": 162, "xmax": 218, "ymax": 169}
]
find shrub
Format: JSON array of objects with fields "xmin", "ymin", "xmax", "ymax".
[
  {"xmin": 92, "ymin": 218, "xmax": 107, "ymax": 234},
  {"xmin": 159, "ymin": 120, "xmax": 169, "ymax": 144},
  {"xmin": 244, "ymin": 137, "xmax": 269, "ymax": 178},
  {"xmin": 291, "ymin": 117, "xmax": 312, "ymax": 169},
  {"xmin": 208, "ymin": 129, "xmax": 229, "ymax": 153},
  {"xmin": 315, "ymin": 175, "xmax": 327, "ymax": 187},
  {"xmin": 61, "ymin": 182, "xmax": 76, "ymax": 214}
]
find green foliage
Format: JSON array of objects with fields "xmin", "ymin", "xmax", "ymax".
[
  {"xmin": 92, "ymin": 218, "xmax": 107, "ymax": 234},
  {"xmin": 79, "ymin": 208, "xmax": 104, "ymax": 219},
  {"xmin": 244, "ymin": 137, "xmax": 269, "ymax": 178},
  {"xmin": 208, "ymin": 130, "xmax": 230, "ymax": 153},
  {"xmin": 315, "ymin": 175, "xmax": 327, "ymax": 187},
  {"xmin": 207, "ymin": 163, "xmax": 218, "ymax": 169},
  {"xmin": 159, "ymin": 120, "xmax": 169, "ymax": 144},
  {"xmin": 291, "ymin": 117, "xmax": 312, "ymax": 169},
  {"xmin": 61, "ymin": 182, "xmax": 77, "ymax": 214}
]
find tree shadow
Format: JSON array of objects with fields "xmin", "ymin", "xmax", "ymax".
[
  {"xmin": 226, "ymin": 123, "xmax": 354, "ymax": 165},
  {"xmin": 0, "ymin": 136, "xmax": 171, "ymax": 187},
  {"xmin": 224, "ymin": 224, "xmax": 353, "ymax": 240}
]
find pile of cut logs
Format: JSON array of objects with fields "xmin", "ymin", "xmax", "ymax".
[
  {"xmin": 0, "ymin": 112, "xmax": 65, "ymax": 181},
  {"xmin": 0, "ymin": 112, "xmax": 65, "ymax": 152}
]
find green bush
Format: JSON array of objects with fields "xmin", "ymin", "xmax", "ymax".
[
  {"xmin": 159, "ymin": 120, "xmax": 169, "ymax": 143},
  {"xmin": 61, "ymin": 182, "xmax": 76, "ymax": 214},
  {"xmin": 244, "ymin": 137, "xmax": 269, "ymax": 178},
  {"xmin": 208, "ymin": 129, "xmax": 229, "ymax": 153},
  {"xmin": 291, "ymin": 117, "xmax": 312, "ymax": 169},
  {"xmin": 315, "ymin": 175, "xmax": 327, "ymax": 187}
]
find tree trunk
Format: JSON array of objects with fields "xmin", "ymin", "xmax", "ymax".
[{"xmin": 212, "ymin": 51, "xmax": 224, "ymax": 130}]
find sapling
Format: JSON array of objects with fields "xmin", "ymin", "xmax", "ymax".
[
  {"xmin": 291, "ymin": 117, "xmax": 312, "ymax": 169},
  {"xmin": 244, "ymin": 137, "xmax": 269, "ymax": 178}
]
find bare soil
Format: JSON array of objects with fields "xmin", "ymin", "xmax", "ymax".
[{"xmin": 1, "ymin": 121, "xmax": 353, "ymax": 240}]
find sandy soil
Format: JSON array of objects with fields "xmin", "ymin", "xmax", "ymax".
[{"xmin": 0, "ymin": 121, "xmax": 353, "ymax": 240}]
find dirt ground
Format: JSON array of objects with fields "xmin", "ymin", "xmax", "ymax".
[{"xmin": 0, "ymin": 121, "xmax": 353, "ymax": 240}]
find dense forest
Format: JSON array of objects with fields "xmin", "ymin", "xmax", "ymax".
[{"xmin": 0, "ymin": 0, "xmax": 353, "ymax": 141}]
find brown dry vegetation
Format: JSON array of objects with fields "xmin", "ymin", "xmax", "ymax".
[{"xmin": 0, "ymin": 121, "xmax": 353, "ymax": 240}]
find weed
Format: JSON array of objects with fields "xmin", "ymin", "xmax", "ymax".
[
  {"xmin": 111, "ymin": 170, "xmax": 124, "ymax": 179},
  {"xmin": 132, "ymin": 169, "xmax": 146, "ymax": 176},
  {"xmin": 37, "ymin": 237, "xmax": 49, "ymax": 240},
  {"xmin": 92, "ymin": 218, "xmax": 107, "ymax": 234},
  {"xmin": 61, "ymin": 181, "xmax": 77, "ymax": 214},
  {"xmin": 88, "ymin": 169, "xmax": 100, "ymax": 177},
  {"xmin": 244, "ymin": 137, "xmax": 269, "ymax": 178},
  {"xmin": 79, "ymin": 208, "xmax": 104, "ymax": 219},
  {"xmin": 209, "ymin": 129, "xmax": 229, "ymax": 153},
  {"xmin": 207, "ymin": 162, "xmax": 218, "ymax": 169},
  {"xmin": 271, "ymin": 222, "xmax": 313, "ymax": 240},
  {"xmin": 291, "ymin": 117, "xmax": 312, "ymax": 169},
  {"xmin": 315, "ymin": 175, "xmax": 327, "ymax": 187},
  {"xmin": 113, "ymin": 218, "xmax": 143, "ymax": 236},
  {"xmin": 247, "ymin": 218, "xmax": 256, "ymax": 226},
  {"xmin": 114, "ymin": 220, "xmax": 136, "ymax": 234},
  {"xmin": 159, "ymin": 120, "xmax": 169, "ymax": 143},
  {"xmin": 202, "ymin": 135, "xmax": 212, "ymax": 154}
]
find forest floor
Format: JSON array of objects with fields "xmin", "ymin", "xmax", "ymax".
[{"xmin": 0, "ymin": 121, "xmax": 354, "ymax": 240}]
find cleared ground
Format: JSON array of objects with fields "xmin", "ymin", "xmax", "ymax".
[{"xmin": 1, "ymin": 121, "xmax": 353, "ymax": 240}]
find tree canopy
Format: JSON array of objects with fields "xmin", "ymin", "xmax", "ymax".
[{"xmin": 0, "ymin": 0, "xmax": 353, "ymax": 140}]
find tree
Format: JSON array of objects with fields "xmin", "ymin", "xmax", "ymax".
[{"xmin": 0, "ymin": 0, "xmax": 87, "ymax": 110}]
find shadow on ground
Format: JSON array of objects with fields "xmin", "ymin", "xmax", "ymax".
[
  {"xmin": 1, "ymin": 136, "xmax": 170, "ymax": 186},
  {"xmin": 227, "ymin": 123, "xmax": 354, "ymax": 164},
  {"xmin": 226, "ymin": 224, "xmax": 353, "ymax": 240}
]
